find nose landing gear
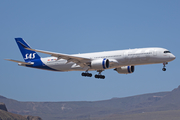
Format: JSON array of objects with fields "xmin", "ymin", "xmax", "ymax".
[{"xmin": 162, "ymin": 62, "xmax": 168, "ymax": 71}]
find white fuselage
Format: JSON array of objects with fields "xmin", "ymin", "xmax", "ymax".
[
  {"xmin": 7, "ymin": 38, "xmax": 175, "ymax": 79},
  {"xmin": 40, "ymin": 47, "xmax": 175, "ymax": 72}
]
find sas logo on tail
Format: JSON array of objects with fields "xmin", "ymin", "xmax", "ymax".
[{"xmin": 24, "ymin": 53, "xmax": 36, "ymax": 59}]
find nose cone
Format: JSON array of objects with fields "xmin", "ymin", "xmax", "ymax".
[{"xmin": 170, "ymin": 54, "xmax": 176, "ymax": 61}]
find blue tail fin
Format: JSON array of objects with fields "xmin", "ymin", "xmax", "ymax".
[{"xmin": 15, "ymin": 38, "xmax": 41, "ymax": 62}]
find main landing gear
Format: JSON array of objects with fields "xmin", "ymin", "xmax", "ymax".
[
  {"xmin": 81, "ymin": 70, "xmax": 105, "ymax": 79},
  {"xmin": 95, "ymin": 74, "xmax": 105, "ymax": 79},
  {"xmin": 81, "ymin": 72, "xmax": 92, "ymax": 77},
  {"xmin": 95, "ymin": 70, "xmax": 105, "ymax": 79},
  {"xmin": 162, "ymin": 62, "xmax": 168, "ymax": 71}
]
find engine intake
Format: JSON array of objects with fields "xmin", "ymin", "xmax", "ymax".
[
  {"xmin": 114, "ymin": 66, "xmax": 135, "ymax": 74},
  {"xmin": 91, "ymin": 58, "xmax": 109, "ymax": 70}
]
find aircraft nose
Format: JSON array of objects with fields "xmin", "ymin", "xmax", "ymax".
[{"xmin": 170, "ymin": 54, "xmax": 176, "ymax": 60}]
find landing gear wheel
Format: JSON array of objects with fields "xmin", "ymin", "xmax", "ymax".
[
  {"xmin": 82, "ymin": 73, "xmax": 85, "ymax": 76},
  {"xmin": 87, "ymin": 73, "xmax": 92, "ymax": 77},
  {"xmin": 162, "ymin": 68, "xmax": 166, "ymax": 71},
  {"xmin": 81, "ymin": 72, "xmax": 92, "ymax": 77},
  {"xmin": 94, "ymin": 74, "xmax": 105, "ymax": 79},
  {"xmin": 95, "ymin": 75, "xmax": 99, "ymax": 78},
  {"xmin": 101, "ymin": 75, "xmax": 105, "ymax": 79}
]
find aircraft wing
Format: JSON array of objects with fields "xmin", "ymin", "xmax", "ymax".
[
  {"xmin": 25, "ymin": 47, "xmax": 91, "ymax": 63},
  {"xmin": 17, "ymin": 41, "xmax": 91, "ymax": 67},
  {"xmin": 5, "ymin": 59, "xmax": 33, "ymax": 65}
]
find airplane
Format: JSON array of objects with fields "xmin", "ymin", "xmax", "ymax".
[{"xmin": 5, "ymin": 38, "xmax": 176, "ymax": 79}]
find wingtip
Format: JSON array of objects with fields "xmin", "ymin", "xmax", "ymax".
[{"xmin": 4, "ymin": 59, "xmax": 11, "ymax": 61}]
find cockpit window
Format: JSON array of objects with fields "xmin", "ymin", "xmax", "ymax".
[{"xmin": 164, "ymin": 51, "xmax": 171, "ymax": 53}]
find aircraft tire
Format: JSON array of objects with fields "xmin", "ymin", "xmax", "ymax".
[
  {"xmin": 162, "ymin": 68, "xmax": 166, "ymax": 71},
  {"xmin": 82, "ymin": 72, "xmax": 92, "ymax": 77},
  {"xmin": 82, "ymin": 73, "xmax": 86, "ymax": 76},
  {"xmin": 95, "ymin": 75, "xmax": 105, "ymax": 79},
  {"xmin": 87, "ymin": 73, "xmax": 92, "ymax": 77},
  {"xmin": 95, "ymin": 75, "xmax": 99, "ymax": 78}
]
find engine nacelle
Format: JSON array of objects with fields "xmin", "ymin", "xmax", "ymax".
[
  {"xmin": 91, "ymin": 58, "xmax": 109, "ymax": 70},
  {"xmin": 114, "ymin": 66, "xmax": 135, "ymax": 74}
]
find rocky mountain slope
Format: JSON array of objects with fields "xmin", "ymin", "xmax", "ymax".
[
  {"xmin": 1, "ymin": 85, "xmax": 180, "ymax": 120},
  {"xmin": 0, "ymin": 102, "xmax": 42, "ymax": 120}
]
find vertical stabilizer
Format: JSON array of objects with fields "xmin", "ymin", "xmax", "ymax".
[{"xmin": 15, "ymin": 38, "xmax": 41, "ymax": 62}]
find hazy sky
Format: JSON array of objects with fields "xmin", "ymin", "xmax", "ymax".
[{"xmin": 1, "ymin": 0, "xmax": 180, "ymax": 102}]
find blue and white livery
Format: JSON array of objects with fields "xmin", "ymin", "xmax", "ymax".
[{"xmin": 5, "ymin": 38, "xmax": 176, "ymax": 79}]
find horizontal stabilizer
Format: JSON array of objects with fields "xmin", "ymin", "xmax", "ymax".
[{"xmin": 5, "ymin": 59, "xmax": 34, "ymax": 65}]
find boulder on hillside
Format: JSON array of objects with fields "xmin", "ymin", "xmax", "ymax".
[
  {"xmin": 0, "ymin": 103, "xmax": 7, "ymax": 111},
  {"xmin": 24, "ymin": 115, "xmax": 42, "ymax": 120}
]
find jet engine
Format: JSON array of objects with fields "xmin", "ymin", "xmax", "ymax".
[
  {"xmin": 114, "ymin": 66, "xmax": 135, "ymax": 74},
  {"xmin": 91, "ymin": 58, "xmax": 109, "ymax": 70}
]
